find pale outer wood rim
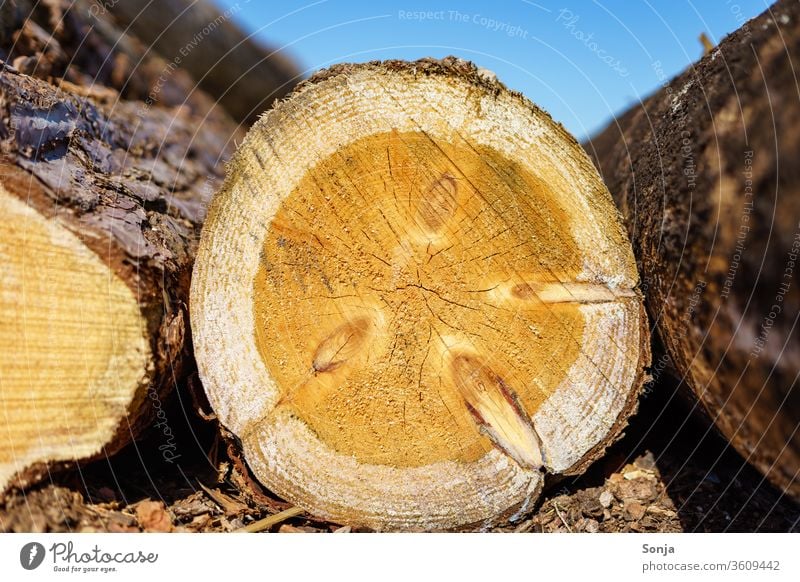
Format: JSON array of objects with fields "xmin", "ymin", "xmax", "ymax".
[{"xmin": 191, "ymin": 61, "xmax": 647, "ymax": 530}]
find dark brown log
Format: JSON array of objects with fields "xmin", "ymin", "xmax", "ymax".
[
  {"xmin": 1, "ymin": 0, "xmax": 235, "ymax": 121},
  {"xmin": 0, "ymin": 38, "xmax": 238, "ymax": 493},
  {"xmin": 107, "ymin": 0, "xmax": 301, "ymax": 125},
  {"xmin": 586, "ymin": 0, "xmax": 800, "ymax": 499}
]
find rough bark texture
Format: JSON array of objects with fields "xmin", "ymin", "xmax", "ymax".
[
  {"xmin": 0, "ymin": 3, "xmax": 239, "ymax": 489},
  {"xmin": 586, "ymin": 0, "xmax": 799, "ymax": 499},
  {"xmin": 0, "ymin": 0, "xmax": 234, "ymax": 120},
  {"xmin": 107, "ymin": 0, "xmax": 301, "ymax": 125}
]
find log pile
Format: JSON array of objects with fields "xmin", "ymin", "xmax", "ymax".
[{"xmin": 0, "ymin": 0, "xmax": 796, "ymax": 533}]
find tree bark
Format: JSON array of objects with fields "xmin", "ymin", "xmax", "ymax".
[
  {"xmin": 0, "ymin": 58, "xmax": 237, "ymax": 493},
  {"xmin": 107, "ymin": 0, "xmax": 301, "ymax": 125},
  {"xmin": 1, "ymin": 0, "xmax": 236, "ymax": 121},
  {"xmin": 586, "ymin": 0, "xmax": 800, "ymax": 500},
  {"xmin": 191, "ymin": 57, "xmax": 650, "ymax": 531}
]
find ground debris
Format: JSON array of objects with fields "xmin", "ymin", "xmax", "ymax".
[
  {"xmin": 2, "ymin": 396, "xmax": 798, "ymax": 535},
  {"xmin": 198, "ymin": 482, "xmax": 249, "ymax": 516},
  {"xmin": 0, "ymin": 486, "xmax": 139, "ymax": 533},
  {"xmin": 510, "ymin": 453, "xmax": 683, "ymax": 533},
  {"xmin": 133, "ymin": 500, "xmax": 173, "ymax": 532},
  {"xmin": 278, "ymin": 524, "xmax": 324, "ymax": 533}
]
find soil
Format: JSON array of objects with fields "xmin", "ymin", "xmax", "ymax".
[{"xmin": 1, "ymin": 370, "xmax": 797, "ymax": 533}]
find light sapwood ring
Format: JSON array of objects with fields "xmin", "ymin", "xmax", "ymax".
[{"xmin": 191, "ymin": 58, "xmax": 650, "ymax": 531}]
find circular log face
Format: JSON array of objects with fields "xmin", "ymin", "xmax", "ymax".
[{"xmin": 192, "ymin": 60, "xmax": 649, "ymax": 530}]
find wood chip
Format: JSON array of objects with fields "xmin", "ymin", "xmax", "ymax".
[
  {"xmin": 198, "ymin": 482, "xmax": 249, "ymax": 515},
  {"xmin": 624, "ymin": 499, "xmax": 646, "ymax": 521},
  {"xmin": 235, "ymin": 506, "xmax": 305, "ymax": 533},
  {"xmin": 133, "ymin": 500, "xmax": 172, "ymax": 532},
  {"xmin": 623, "ymin": 469, "xmax": 654, "ymax": 481}
]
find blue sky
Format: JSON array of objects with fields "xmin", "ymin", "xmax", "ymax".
[{"xmin": 216, "ymin": 0, "xmax": 769, "ymax": 140}]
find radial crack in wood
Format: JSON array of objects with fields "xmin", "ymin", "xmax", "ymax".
[{"xmin": 191, "ymin": 57, "xmax": 650, "ymax": 531}]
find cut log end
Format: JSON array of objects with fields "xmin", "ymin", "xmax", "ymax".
[
  {"xmin": 0, "ymin": 181, "xmax": 150, "ymax": 492},
  {"xmin": 192, "ymin": 58, "xmax": 650, "ymax": 530}
]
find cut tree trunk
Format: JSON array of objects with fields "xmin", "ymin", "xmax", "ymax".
[
  {"xmin": 0, "ymin": 64, "xmax": 236, "ymax": 494},
  {"xmin": 586, "ymin": 0, "xmax": 800, "ymax": 500},
  {"xmin": 191, "ymin": 58, "xmax": 650, "ymax": 531},
  {"xmin": 107, "ymin": 0, "xmax": 301, "ymax": 125}
]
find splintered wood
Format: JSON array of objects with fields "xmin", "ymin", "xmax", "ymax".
[{"xmin": 191, "ymin": 58, "xmax": 649, "ymax": 531}]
